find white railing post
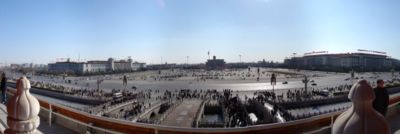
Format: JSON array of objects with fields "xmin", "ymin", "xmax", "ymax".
[
  {"xmin": 86, "ymin": 122, "xmax": 93, "ymax": 134},
  {"xmin": 332, "ymin": 80, "xmax": 389, "ymax": 134},
  {"xmin": 5, "ymin": 76, "xmax": 40, "ymax": 134},
  {"xmin": 49, "ymin": 104, "xmax": 52, "ymax": 127},
  {"xmin": 154, "ymin": 128, "xmax": 158, "ymax": 134}
]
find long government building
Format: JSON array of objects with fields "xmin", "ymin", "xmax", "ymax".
[
  {"xmin": 284, "ymin": 50, "xmax": 400, "ymax": 72},
  {"xmin": 48, "ymin": 57, "xmax": 146, "ymax": 74}
]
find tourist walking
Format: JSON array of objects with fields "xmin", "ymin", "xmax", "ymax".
[
  {"xmin": 372, "ymin": 79, "xmax": 389, "ymax": 117},
  {"xmin": 1, "ymin": 73, "xmax": 7, "ymax": 104}
]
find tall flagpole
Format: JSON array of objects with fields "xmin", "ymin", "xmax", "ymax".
[{"xmin": 208, "ymin": 51, "xmax": 210, "ymax": 60}]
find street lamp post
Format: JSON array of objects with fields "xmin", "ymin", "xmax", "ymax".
[
  {"xmin": 271, "ymin": 73, "xmax": 276, "ymax": 93},
  {"xmin": 351, "ymin": 69, "xmax": 355, "ymax": 84},
  {"xmin": 391, "ymin": 68, "xmax": 395, "ymax": 79},
  {"xmin": 97, "ymin": 79, "xmax": 104, "ymax": 90},
  {"xmin": 208, "ymin": 51, "xmax": 210, "ymax": 60},
  {"xmin": 186, "ymin": 56, "xmax": 189, "ymax": 66},
  {"xmin": 303, "ymin": 75, "xmax": 309, "ymax": 92}
]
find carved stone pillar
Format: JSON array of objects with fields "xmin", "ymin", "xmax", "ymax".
[
  {"xmin": 332, "ymin": 79, "xmax": 390, "ymax": 134},
  {"xmin": 5, "ymin": 76, "xmax": 40, "ymax": 134}
]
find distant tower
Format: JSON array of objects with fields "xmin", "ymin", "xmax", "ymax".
[
  {"xmin": 128, "ymin": 57, "xmax": 133, "ymax": 70},
  {"xmin": 108, "ymin": 58, "xmax": 115, "ymax": 71},
  {"xmin": 128, "ymin": 57, "xmax": 133, "ymax": 63},
  {"xmin": 186, "ymin": 56, "xmax": 189, "ymax": 65}
]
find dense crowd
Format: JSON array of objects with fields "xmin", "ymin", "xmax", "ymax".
[{"xmin": 33, "ymin": 81, "xmax": 111, "ymax": 99}]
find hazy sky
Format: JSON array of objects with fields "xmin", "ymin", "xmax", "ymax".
[{"xmin": 0, "ymin": 0, "xmax": 399, "ymax": 64}]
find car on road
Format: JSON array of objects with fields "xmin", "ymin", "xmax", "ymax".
[
  {"xmin": 312, "ymin": 83, "xmax": 317, "ymax": 86},
  {"xmin": 320, "ymin": 89, "xmax": 330, "ymax": 96}
]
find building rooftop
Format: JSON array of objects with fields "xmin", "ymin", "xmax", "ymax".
[
  {"xmin": 303, "ymin": 52, "xmax": 388, "ymax": 58},
  {"xmin": 87, "ymin": 60, "xmax": 110, "ymax": 64},
  {"xmin": 50, "ymin": 61, "xmax": 85, "ymax": 64}
]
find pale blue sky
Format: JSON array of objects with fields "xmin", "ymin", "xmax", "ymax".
[{"xmin": 0, "ymin": 0, "xmax": 399, "ymax": 64}]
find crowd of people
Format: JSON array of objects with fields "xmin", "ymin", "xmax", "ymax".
[
  {"xmin": 104, "ymin": 101, "xmax": 144, "ymax": 120},
  {"xmin": 143, "ymin": 68, "xmax": 306, "ymax": 82},
  {"xmin": 88, "ymin": 89, "xmax": 148, "ymax": 115},
  {"xmin": 248, "ymin": 84, "xmax": 354, "ymax": 122},
  {"xmin": 32, "ymin": 81, "xmax": 111, "ymax": 99},
  {"xmin": 1, "ymin": 68, "xmax": 398, "ymax": 130}
]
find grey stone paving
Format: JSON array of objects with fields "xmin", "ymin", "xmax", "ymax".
[{"xmin": 161, "ymin": 100, "xmax": 203, "ymax": 127}]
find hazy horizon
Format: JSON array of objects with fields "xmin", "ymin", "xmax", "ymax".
[{"xmin": 1, "ymin": 0, "xmax": 400, "ymax": 64}]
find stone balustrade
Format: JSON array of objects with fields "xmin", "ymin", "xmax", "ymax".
[
  {"xmin": 5, "ymin": 76, "xmax": 40, "ymax": 134},
  {"xmin": 1, "ymin": 77, "xmax": 400, "ymax": 134}
]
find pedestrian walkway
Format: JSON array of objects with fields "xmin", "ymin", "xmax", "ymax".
[
  {"xmin": 161, "ymin": 100, "xmax": 203, "ymax": 127},
  {"xmin": 133, "ymin": 100, "xmax": 164, "ymax": 122}
]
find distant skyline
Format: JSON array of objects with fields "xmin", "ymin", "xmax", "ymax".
[{"xmin": 1, "ymin": 0, "xmax": 400, "ymax": 64}]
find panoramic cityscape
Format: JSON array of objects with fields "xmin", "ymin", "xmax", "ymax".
[{"xmin": 1, "ymin": 0, "xmax": 400, "ymax": 134}]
